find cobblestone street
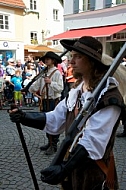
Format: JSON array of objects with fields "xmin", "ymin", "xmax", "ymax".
[{"xmin": 0, "ymin": 107, "xmax": 126, "ymax": 190}]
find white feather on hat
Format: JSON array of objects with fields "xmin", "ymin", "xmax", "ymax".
[{"xmin": 102, "ymin": 53, "xmax": 126, "ymax": 104}]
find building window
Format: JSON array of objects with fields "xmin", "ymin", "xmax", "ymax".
[
  {"xmin": 30, "ymin": 32, "xmax": 38, "ymax": 44},
  {"xmin": 0, "ymin": 14, "xmax": 9, "ymax": 30},
  {"xmin": 82, "ymin": 0, "xmax": 95, "ymax": 11},
  {"xmin": 113, "ymin": 32, "xmax": 126, "ymax": 40},
  {"xmin": 30, "ymin": 0, "xmax": 37, "ymax": 11},
  {"xmin": 53, "ymin": 40, "xmax": 59, "ymax": 45},
  {"xmin": 106, "ymin": 32, "xmax": 126, "ymax": 41},
  {"xmin": 82, "ymin": 0, "xmax": 90, "ymax": 11},
  {"xmin": 53, "ymin": 9, "xmax": 59, "ymax": 21},
  {"xmin": 116, "ymin": 0, "xmax": 126, "ymax": 4}
]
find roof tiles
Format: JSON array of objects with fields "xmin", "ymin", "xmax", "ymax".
[{"xmin": 0, "ymin": 0, "xmax": 26, "ymax": 9}]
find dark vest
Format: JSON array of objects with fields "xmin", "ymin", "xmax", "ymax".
[{"xmin": 61, "ymin": 87, "xmax": 124, "ymax": 190}]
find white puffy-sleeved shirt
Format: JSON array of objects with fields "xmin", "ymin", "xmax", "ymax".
[
  {"xmin": 44, "ymin": 77, "xmax": 121, "ymax": 160},
  {"xmin": 29, "ymin": 66, "xmax": 63, "ymax": 99}
]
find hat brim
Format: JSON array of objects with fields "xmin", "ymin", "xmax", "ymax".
[
  {"xmin": 60, "ymin": 39, "xmax": 110, "ymax": 70},
  {"xmin": 41, "ymin": 55, "xmax": 62, "ymax": 64}
]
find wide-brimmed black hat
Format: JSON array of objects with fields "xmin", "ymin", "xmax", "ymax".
[
  {"xmin": 40, "ymin": 51, "xmax": 62, "ymax": 63},
  {"xmin": 60, "ymin": 36, "xmax": 110, "ymax": 70}
]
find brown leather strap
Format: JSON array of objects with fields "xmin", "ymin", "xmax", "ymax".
[
  {"xmin": 96, "ymin": 152, "xmax": 116, "ymax": 190},
  {"xmin": 96, "ymin": 159, "xmax": 108, "ymax": 176},
  {"xmin": 106, "ymin": 152, "xmax": 117, "ymax": 189},
  {"xmin": 41, "ymin": 69, "xmax": 58, "ymax": 93},
  {"xmin": 39, "ymin": 69, "xmax": 58, "ymax": 111}
]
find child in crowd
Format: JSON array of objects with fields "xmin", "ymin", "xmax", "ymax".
[
  {"xmin": 4, "ymin": 80, "xmax": 14, "ymax": 105},
  {"xmin": 11, "ymin": 70, "xmax": 22, "ymax": 107},
  {"xmin": 25, "ymin": 63, "xmax": 36, "ymax": 79},
  {"xmin": 23, "ymin": 72, "xmax": 33, "ymax": 107}
]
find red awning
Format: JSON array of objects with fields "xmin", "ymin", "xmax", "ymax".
[{"xmin": 47, "ymin": 24, "xmax": 126, "ymax": 40}]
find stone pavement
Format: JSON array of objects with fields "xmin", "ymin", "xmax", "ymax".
[{"xmin": 0, "ymin": 107, "xmax": 126, "ymax": 190}]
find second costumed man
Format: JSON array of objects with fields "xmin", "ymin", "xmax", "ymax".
[{"xmin": 29, "ymin": 51, "xmax": 64, "ymax": 155}]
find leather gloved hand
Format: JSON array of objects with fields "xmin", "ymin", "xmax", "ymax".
[
  {"xmin": 41, "ymin": 144, "xmax": 89, "ymax": 185},
  {"xmin": 9, "ymin": 109, "xmax": 25, "ymax": 123},
  {"xmin": 9, "ymin": 105, "xmax": 46, "ymax": 129},
  {"xmin": 41, "ymin": 163, "xmax": 67, "ymax": 185}
]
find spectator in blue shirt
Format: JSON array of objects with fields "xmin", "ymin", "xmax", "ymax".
[{"xmin": 11, "ymin": 70, "xmax": 22, "ymax": 107}]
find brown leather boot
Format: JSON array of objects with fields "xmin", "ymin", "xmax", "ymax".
[{"xmin": 44, "ymin": 134, "xmax": 60, "ymax": 155}]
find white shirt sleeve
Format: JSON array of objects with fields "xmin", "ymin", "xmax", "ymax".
[
  {"xmin": 44, "ymin": 99, "xmax": 68, "ymax": 135},
  {"xmin": 29, "ymin": 78, "xmax": 41, "ymax": 93},
  {"xmin": 78, "ymin": 105, "xmax": 121, "ymax": 160}
]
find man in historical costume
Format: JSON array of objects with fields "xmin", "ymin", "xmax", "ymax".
[
  {"xmin": 29, "ymin": 51, "xmax": 63, "ymax": 155},
  {"xmin": 9, "ymin": 36, "xmax": 124, "ymax": 190}
]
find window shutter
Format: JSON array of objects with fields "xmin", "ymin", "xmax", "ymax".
[
  {"xmin": 105, "ymin": 0, "xmax": 112, "ymax": 7},
  {"xmin": 90, "ymin": 0, "xmax": 95, "ymax": 10},
  {"xmin": 73, "ymin": 0, "xmax": 79, "ymax": 13}
]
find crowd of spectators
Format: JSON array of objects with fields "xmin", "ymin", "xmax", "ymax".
[
  {"xmin": 0, "ymin": 53, "xmax": 76, "ymax": 109},
  {"xmin": 0, "ymin": 54, "xmax": 40, "ymax": 109}
]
